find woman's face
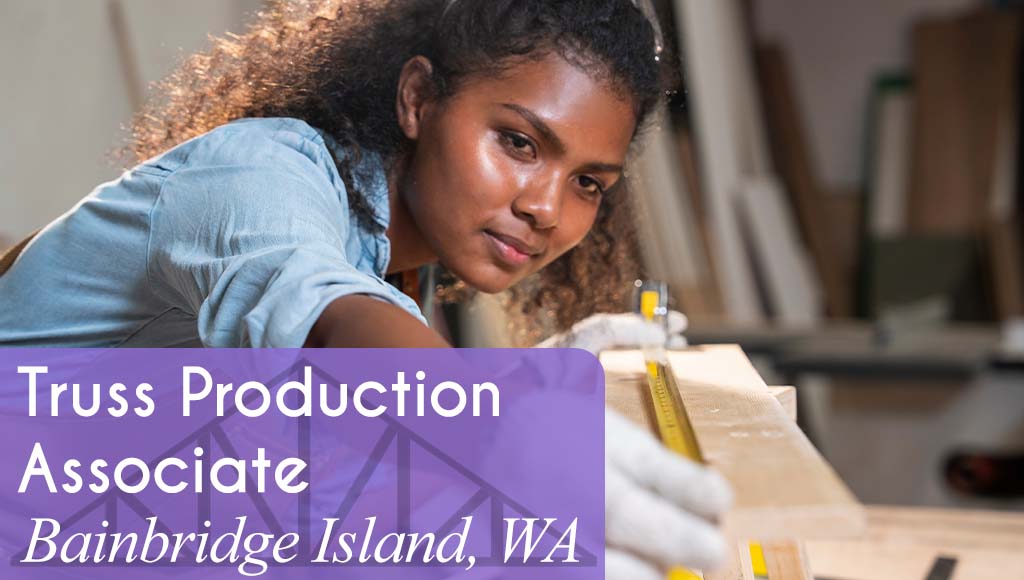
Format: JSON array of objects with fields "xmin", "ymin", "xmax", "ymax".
[{"xmin": 394, "ymin": 52, "xmax": 637, "ymax": 293}]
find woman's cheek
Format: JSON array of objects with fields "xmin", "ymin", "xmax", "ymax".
[
  {"xmin": 542, "ymin": 217, "xmax": 594, "ymax": 268},
  {"xmin": 566, "ymin": 198, "xmax": 600, "ymax": 241},
  {"xmin": 464, "ymin": 138, "xmax": 512, "ymax": 204}
]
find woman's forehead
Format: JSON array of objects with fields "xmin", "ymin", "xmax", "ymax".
[{"xmin": 451, "ymin": 53, "xmax": 638, "ymax": 158}]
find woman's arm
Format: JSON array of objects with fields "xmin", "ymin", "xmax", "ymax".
[{"xmin": 303, "ymin": 295, "xmax": 450, "ymax": 348}]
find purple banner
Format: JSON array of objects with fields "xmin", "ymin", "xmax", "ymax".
[{"xmin": 0, "ymin": 349, "xmax": 605, "ymax": 579}]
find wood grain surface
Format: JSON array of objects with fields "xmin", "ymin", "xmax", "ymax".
[
  {"xmin": 806, "ymin": 505, "xmax": 1024, "ymax": 580},
  {"xmin": 602, "ymin": 346, "xmax": 865, "ymax": 541}
]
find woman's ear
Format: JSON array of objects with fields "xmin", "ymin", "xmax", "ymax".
[{"xmin": 396, "ymin": 56, "xmax": 436, "ymax": 141}]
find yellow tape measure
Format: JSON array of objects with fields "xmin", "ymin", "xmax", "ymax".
[
  {"xmin": 638, "ymin": 286, "xmax": 703, "ymax": 462},
  {"xmin": 643, "ymin": 359, "xmax": 704, "ymax": 464},
  {"xmin": 636, "ymin": 283, "xmax": 768, "ymax": 580}
]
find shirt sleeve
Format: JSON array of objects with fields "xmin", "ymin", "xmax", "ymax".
[{"xmin": 146, "ymin": 128, "xmax": 424, "ymax": 348}]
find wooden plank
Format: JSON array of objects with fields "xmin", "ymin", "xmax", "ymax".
[
  {"xmin": 969, "ymin": 10, "xmax": 1022, "ymax": 322},
  {"xmin": 763, "ymin": 541, "xmax": 813, "ymax": 580},
  {"xmin": 673, "ymin": 0, "xmax": 764, "ymax": 324},
  {"xmin": 866, "ymin": 77, "xmax": 913, "ymax": 238},
  {"xmin": 736, "ymin": 178, "xmax": 821, "ymax": 326},
  {"xmin": 767, "ymin": 386, "xmax": 796, "ymax": 422},
  {"xmin": 908, "ymin": 11, "xmax": 1021, "ymax": 234},
  {"xmin": 806, "ymin": 506, "xmax": 1024, "ymax": 580},
  {"xmin": 907, "ymin": 16, "xmax": 977, "ymax": 233},
  {"xmin": 677, "ymin": 128, "xmax": 727, "ymax": 323},
  {"xmin": 606, "ymin": 381, "xmax": 795, "ymax": 432},
  {"xmin": 809, "ymin": 543, "xmax": 1016, "ymax": 580},
  {"xmin": 988, "ymin": 217, "xmax": 1024, "ymax": 320},
  {"xmin": 985, "ymin": 31, "xmax": 1024, "ymax": 320},
  {"xmin": 630, "ymin": 107, "xmax": 721, "ymax": 322},
  {"xmin": 704, "ymin": 541, "xmax": 754, "ymax": 580},
  {"xmin": 760, "ymin": 388, "xmax": 810, "ymax": 580},
  {"xmin": 822, "ymin": 191, "xmax": 862, "ymax": 317},
  {"xmin": 756, "ymin": 44, "xmax": 851, "ymax": 318},
  {"xmin": 725, "ymin": 3, "xmax": 826, "ymax": 327},
  {"xmin": 602, "ymin": 346, "xmax": 865, "ymax": 541},
  {"xmin": 676, "ymin": 0, "xmax": 824, "ymax": 326},
  {"xmin": 965, "ymin": 11, "xmax": 1020, "ymax": 225},
  {"xmin": 853, "ymin": 505, "xmax": 1024, "ymax": 552}
]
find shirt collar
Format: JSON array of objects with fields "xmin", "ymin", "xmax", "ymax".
[{"xmin": 316, "ymin": 131, "xmax": 392, "ymax": 231}]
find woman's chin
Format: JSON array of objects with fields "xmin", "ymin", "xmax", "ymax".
[
  {"xmin": 449, "ymin": 262, "xmax": 522, "ymax": 294},
  {"xmin": 464, "ymin": 273, "xmax": 516, "ymax": 294}
]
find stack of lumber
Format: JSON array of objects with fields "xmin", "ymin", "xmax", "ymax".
[
  {"xmin": 642, "ymin": 1, "xmax": 1024, "ymax": 326},
  {"xmin": 859, "ymin": 8, "xmax": 1024, "ymax": 322}
]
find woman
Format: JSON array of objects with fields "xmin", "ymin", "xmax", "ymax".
[{"xmin": 0, "ymin": 0, "xmax": 731, "ymax": 575}]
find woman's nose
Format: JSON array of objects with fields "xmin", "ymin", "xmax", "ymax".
[{"xmin": 511, "ymin": 179, "xmax": 561, "ymax": 230}]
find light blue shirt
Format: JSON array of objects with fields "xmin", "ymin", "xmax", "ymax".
[{"xmin": 0, "ymin": 118, "xmax": 426, "ymax": 347}]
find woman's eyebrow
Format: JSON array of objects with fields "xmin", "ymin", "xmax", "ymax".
[
  {"xmin": 500, "ymin": 103, "xmax": 623, "ymax": 174},
  {"xmin": 579, "ymin": 161, "xmax": 624, "ymax": 174},
  {"xmin": 500, "ymin": 103, "xmax": 566, "ymax": 154}
]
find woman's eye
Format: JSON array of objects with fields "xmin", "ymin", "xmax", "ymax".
[
  {"xmin": 578, "ymin": 176, "xmax": 604, "ymax": 198},
  {"xmin": 499, "ymin": 131, "xmax": 536, "ymax": 159}
]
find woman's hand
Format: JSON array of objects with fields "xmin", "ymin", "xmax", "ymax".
[
  {"xmin": 535, "ymin": 311, "xmax": 688, "ymax": 354},
  {"xmin": 606, "ymin": 408, "xmax": 732, "ymax": 578},
  {"xmin": 535, "ymin": 312, "xmax": 731, "ymax": 575},
  {"xmin": 486, "ymin": 395, "xmax": 732, "ymax": 578}
]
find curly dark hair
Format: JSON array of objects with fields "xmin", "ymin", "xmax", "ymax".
[{"xmin": 128, "ymin": 0, "xmax": 666, "ymax": 342}]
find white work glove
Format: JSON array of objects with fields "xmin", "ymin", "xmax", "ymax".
[
  {"xmin": 482, "ymin": 393, "xmax": 731, "ymax": 578},
  {"xmin": 536, "ymin": 311, "xmax": 689, "ymax": 354},
  {"xmin": 606, "ymin": 408, "xmax": 732, "ymax": 578}
]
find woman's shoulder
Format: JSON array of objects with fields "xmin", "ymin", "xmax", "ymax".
[
  {"xmin": 141, "ymin": 117, "xmax": 355, "ymax": 204},
  {"xmin": 174, "ymin": 117, "xmax": 335, "ymax": 169},
  {"xmin": 143, "ymin": 117, "xmax": 390, "ymax": 231},
  {"xmin": 218, "ymin": 116, "xmax": 324, "ymax": 142},
  {"xmin": 137, "ymin": 118, "xmax": 343, "ymax": 222}
]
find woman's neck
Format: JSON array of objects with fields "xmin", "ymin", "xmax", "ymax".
[{"xmin": 385, "ymin": 161, "xmax": 437, "ymax": 274}]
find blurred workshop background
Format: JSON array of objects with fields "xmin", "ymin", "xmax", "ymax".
[{"xmin": 2, "ymin": 0, "xmax": 1022, "ymax": 511}]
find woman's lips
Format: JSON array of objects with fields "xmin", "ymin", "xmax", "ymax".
[{"xmin": 484, "ymin": 230, "xmax": 534, "ymax": 267}]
